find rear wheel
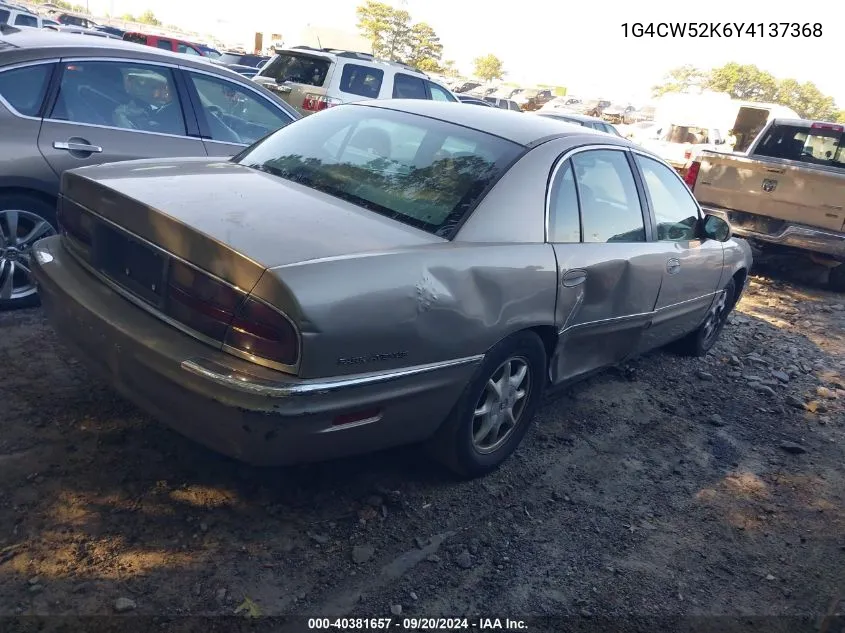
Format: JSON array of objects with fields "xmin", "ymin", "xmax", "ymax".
[
  {"xmin": 427, "ymin": 331, "xmax": 547, "ymax": 479},
  {"xmin": 675, "ymin": 278, "xmax": 737, "ymax": 357},
  {"xmin": 0, "ymin": 194, "xmax": 58, "ymax": 311}
]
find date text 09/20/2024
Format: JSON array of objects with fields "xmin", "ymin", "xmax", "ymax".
[
  {"xmin": 621, "ymin": 22, "xmax": 822, "ymax": 38},
  {"xmin": 307, "ymin": 618, "xmax": 528, "ymax": 630}
]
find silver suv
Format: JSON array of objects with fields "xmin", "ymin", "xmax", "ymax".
[{"xmin": 253, "ymin": 46, "xmax": 458, "ymax": 116}]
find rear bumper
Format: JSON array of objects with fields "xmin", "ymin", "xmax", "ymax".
[
  {"xmin": 702, "ymin": 207, "xmax": 845, "ymax": 260},
  {"xmin": 31, "ymin": 236, "xmax": 479, "ymax": 466}
]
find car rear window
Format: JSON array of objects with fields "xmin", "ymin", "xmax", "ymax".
[
  {"xmin": 339, "ymin": 63, "xmax": 383, "ymax": 98},
  {"xmin": 237, "ymin": 105, "xmax": 523, "ymax": 238},
  {"xmin": 123, "ymin": 32, "xmax": 147, "ymax": 44},
  {"xmin": 755, "ymin": 124, "xmax": 845, "ymax": 168},
  {"xmin": 260, "ymin": 52, "xmax": 330, "ymax": 87},
  {"xmin": 0, "ymin": 9, "xmax": 10, "ymax": 23},
  {"xmin": 15, "ymin": 14, "xmax": 38, "ymax": 27}
]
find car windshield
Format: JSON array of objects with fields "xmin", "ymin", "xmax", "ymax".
[
  {"xmin": 236, "ymin": 105, "xmax": 523, "ymax": 237},
  {"xmin": 260, "ymin": 52, "xmax": 330, "ymax": 86}
]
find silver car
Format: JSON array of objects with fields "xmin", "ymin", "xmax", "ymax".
[
  {"xmin": 0, "ymin": 26, "xmax": 299, "ymax": 310},
  {"xmin": 31, "ymin": 100, "xmax": 752, "ymax": 478}
]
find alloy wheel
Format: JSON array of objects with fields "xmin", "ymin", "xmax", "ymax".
[
  {"xmin": 471, "ymin": 357, "xmax": 532, "ymax": 454},
  {"xmin": 0, "ymin": 210, "xmax": 56, "ymax": 302}
]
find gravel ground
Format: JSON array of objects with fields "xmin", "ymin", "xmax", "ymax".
[{"xmin": 1, "ymin": 265, "xmax": 844, "ymax": 627}]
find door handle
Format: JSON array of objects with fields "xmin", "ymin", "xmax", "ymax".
[
  {"xmin": 666, "ymin": 258, "xmax": 681, "ymax": 274},
  {"xmin": 53, "ymin": 141, "xmax": 103, "ymax": 153},
  {"xmin": 561, "ymin": 269, "xmax": 587, "ymax": 288}
]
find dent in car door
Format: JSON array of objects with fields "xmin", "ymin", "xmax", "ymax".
[
  {"xmin": 632, "ymin": 153, "xmax": 724, "ymax": 350},
  {"xmin": 37, "ymin": 60, "xmax": 207, "ymax": 178},
  {"xmin": 547, "ymin": 149, "xmax": 665, "ymax": 384}
]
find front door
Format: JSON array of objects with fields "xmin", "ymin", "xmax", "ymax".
[
  {"xmin": 37, "ymin": 60, "xmax": 207, "ymax": 179},
  {"xmin": 548, "ymin": 148, "xmax": 665, "ymax": 384},
  {"xmin": 632, "ymin": 152, "xmax": 724, "ymax": 350}
]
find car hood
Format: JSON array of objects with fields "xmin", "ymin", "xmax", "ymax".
[{"xmin": 61, "ymin": 157, "xmax": 442, "ymax": 289}]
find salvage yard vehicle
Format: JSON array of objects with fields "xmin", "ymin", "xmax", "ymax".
[
  {"xmin": 0, "ymin": 27, "xmax": 300, "ymax": 310},
  {"xmin": 688, "ymin": 118, "xmax": 845, "ymax": 291},
  {"xmin": 31, "ymin": 100, "xmax": 751, "ymax": 477}
]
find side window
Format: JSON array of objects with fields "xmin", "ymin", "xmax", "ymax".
[
  {"xmin": 0, "ymin": 9, "xmax": 10, "ymax": 23},
  {"xmin": 339, "ymin": 64, "xmax": 384, "ymax": 99},
  {"xmin": 548, "ymin": 159, "xmax": 581, "ymax": 243},
  {"xmin": 0, "ymin": 64, "xmax": 52, "ymax": 117},
  {"xmin": 15, "ymin": 14, "xmax": 39, "ymax": 27},
  {"xmin": 428, "ymin": 82, "xmax": 455, "ymax": 102},
  {"xmin": 635, "ymin": 155, "xmax": 700, "ymax": 241},
  {"xmin": 156, "ymin": 39, "xmax": 172, "ymax": 50},
  {"xmin": 189, "ymin": 72, "xmax": 294, "ymax": 145},
  {"xmin": 572, "ymin": 150, "xmax": 645, "ymax": 243},
  {"xmin": 51, "ymin": 61, "xmax": 186, "ymax": 136},
  {"xmin": 178, "ymin": 43, "xmax": 202, "ymax": 56},
  {"xmin": 392, "ymin": 73, "xmax": 427, "ymax": 99},
  {"xmin": 509, "ymin": 101, "xmax": 520, "ymax": 111}
]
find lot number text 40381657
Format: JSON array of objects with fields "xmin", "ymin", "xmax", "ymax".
[{"xmin": 621, "ymin": 22, "xmax": 822, "ymax": 38}]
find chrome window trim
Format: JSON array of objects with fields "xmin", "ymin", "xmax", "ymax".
[
  {"xmin": 180, "ymin": 354, "xmax": 485, "ymax": 398},
  {"xmin": 544, "ymin": 143, "xmax": 632, "ymax": 244},
  {"xmin": 62, "ymin": 202, "xmax": 303, "ymax": 376},
  {"xmin": 0, "ymin": 58, "xmax": 60, "ymax": 120},
  {"xmin": 42, "ymin": 117, "xmax": 205, "ymax": 141}
]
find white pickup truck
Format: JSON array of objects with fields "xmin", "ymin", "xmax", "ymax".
[{"xmin": 686, "ymin": 118, "xmax": 845, "ymax": 291}]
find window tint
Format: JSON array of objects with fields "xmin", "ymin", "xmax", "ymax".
[
  {"xmin": 0, "ymin": 9, "xmax": 10, "ymax": 23},
  {"xmin": 123, "ymin": 32, "xmax": 146, "ymax": 44},
  {"xmin": 428, "ymin": 82, "xmax": 455, "ymax": 102},
  {"xmin": 635, "ymin": 155, "xmax": 699, "ymax": 241},
  {"xmin": 15, "ymin": 14, "xmax": 38, "ymax": 27},
  {"xmin": 572, "ymin": 150, "xmax": 645, "ymax": 243},
  {"xmin": 338, "ymin": 64, "xmax": 383, "ymax": 98},
  {"xmin": 51, "ymin": 62, "xmax": 186, "ymax": 136},
  {"xmin": 156, "ymin": 39, "xmax": 172, "ymax": 50},
  {"xmin": 0, "ymin": 64, "xmax": 52, "ymax": 117},
  {"xmin": 190, "ymin": 72, "xmax": 293, "ymax": 145},
  {"xmin": 237, "ymin": 106, "xmax": 522, "ymax": 237},
  {"xmin": 509, "ymin": 101, "xmax": 520, "ymax": 111},
  {"xmin": 260, "ymin": 53, "xmax": 330, "ymax": 87},
  {"xmin": 392, "ymin": 73, "xmax": 427, "ymax": 99},
  {"xmin": 755, "ymin": 124, "xmax": 844, "ymax": 168},
  {"xmin": 178, "ymin": 43, "xmax": 201, "ymax": 55},
  {"xmin": 548, "ymin": 160, "xmax": 580, "ymax": 242}
]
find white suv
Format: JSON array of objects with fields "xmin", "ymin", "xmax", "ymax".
[
  {"xmin": 0, "ymin": 3, "xmax": 47, "ymax": 28},
  {"xmin": 252, "ymin": 46, "xmax": 458, "ymax": 116}
]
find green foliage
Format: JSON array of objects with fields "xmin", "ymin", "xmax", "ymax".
[
  {"xmin": 355, "ymin": 2, "xmax": 443, "ymax": 70},
  {"xmin": 652, "ymin": 62, "xmax": 841, "ymax": 122},
  {"xmin": 32, "ymin": 0, "xmax": 86, "ymax": 12},
  {"xmin": 473, "ymin": 54, "xmax": 505, "ymax": 83},
  {"xmin": 837, "ymin": 110, "xmax": 845, "ymax": 124},
  {"xmin": 440, "ymin": 60, "xmax": 460, "ymax": 78}
]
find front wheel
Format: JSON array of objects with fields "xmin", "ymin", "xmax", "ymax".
[
  {"xmin": 427, "ymin": 331, "xmax": 547, "ymax": 479},
  {"xmin": 675, "ymin": 278, "xmax": 737, "ymax": 357}
]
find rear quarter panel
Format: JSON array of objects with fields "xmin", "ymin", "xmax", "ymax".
[{"xmin": 256, "ymin": 243, "xmax": 558, "ymax": 379}]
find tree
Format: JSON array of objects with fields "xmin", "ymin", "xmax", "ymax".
[
  {"xmin": 356, "ymin": 1, "xmax": 407, "ymax": 60},
  {"xmin": 837, "ymin": 111, "xmax": 845, "ymax": 124},
  {"xmin": 774, "ymin": 78, "xmax": 837, "ymax": 120},
  {"xmin": 651, "ymin": 64, "xmax": 709, "ymax": 96},
  {"xmin": 441, "ymin": 59, "xmax": 459, "ymax": 78},
  {"xmin": 708, "ymin": 63, "xmax": 778, "ymax": 101},
  {"xmin": 137, "ymin": 9, "xmax": 161, "ymax": 26},
  {"xmin": 473, "ymin": 54, "xmax": 504, "ymax": 83},
  {"xmin": 405, "ymin": 22, "xmax": 443, "ymax": 71}
]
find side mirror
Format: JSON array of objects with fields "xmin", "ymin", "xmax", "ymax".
[{"xmin": 701, "ymin": 214, "xmax": 732, "ymax": 242}]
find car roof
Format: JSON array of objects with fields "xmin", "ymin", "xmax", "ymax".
[{"xmin": 358, "ymin": 100, "xmax": 632, "ymax": 148}]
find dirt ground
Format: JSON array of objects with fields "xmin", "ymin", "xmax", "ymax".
[{"xmin": 1, "ymin": 263, "xmax": 845, "ymax": 628}]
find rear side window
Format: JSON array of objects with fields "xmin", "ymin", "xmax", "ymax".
[
  {"xmin": 124, "ymin": 32, "xmax": 147, "ymax": 44},
  {"xmin": 178, "ymin": 43, "xmax": 202, "ymax": 55},
  {"xmin": 339, "ymin": 64, "xmax": 383, "ymax": 99},
  {"xmin": 15, "ymin": 14, "xmax": 38, "ymax": 27},
  {"xmin": 428, "ymin": 82, "xmax": 455, "ymax": 102},
  {"xmin": 156, "ymin": 39, "xmax": 172, "ymax": 50},
  {"xmin": 392, "ymin": 73, "xmax": 427, "ymax": 99},
  {"xmin": 548, "ymin": 160, "xmax": 581, "ymax": 243},
  {"xmin": 755, "ymin": 124, "xmax": 844, "ymax": 168},
  {"xmin": 0, "ymin": 9, "xmax": 9, "ymax": 23},
  {"xmin": 0, "ymin": 64, "xmax": 52, "ymax": 117},
  {"xmin": 260, "ymin": 53, "xmax": 330, "ymax": 87}
]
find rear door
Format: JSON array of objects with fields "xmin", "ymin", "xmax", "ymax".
[
  {"xmin": 632, "ymin": 152, "xmax": 724, "ymax": 349},
  {"xmin": 37, "ymin": 59, "xmax": 207, "ymax": 178},
  {"xmin": 254, "ymin": 50, "xmax": 333, "ymax": 115},
  {"xmin": 548, "ymin": 147, "xmax": 665, "ymax": 384}
]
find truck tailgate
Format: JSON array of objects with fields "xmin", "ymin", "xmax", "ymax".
[{"xmin": 694, "ymin": 153, "xmax": 845, "ymax": 233}]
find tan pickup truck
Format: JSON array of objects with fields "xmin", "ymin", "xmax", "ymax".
[{"xmin": 685, "ymin": 118, "xmax": 845, "ymax": 291}]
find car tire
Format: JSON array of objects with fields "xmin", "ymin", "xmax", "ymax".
[
  {"xmin": 828, "ymin": 263, "xmax": 845, "ymax": 293},
  {"xmin": 427, "ymin": 331, "xmax": 547, "ymax": 479},
  {"xmin": 0, "ymin": 193, "xmax": 58, "ymax": 311},
  {"xmin": 675, "ymin": 278, "xmax": 737, "ymax": 357}
]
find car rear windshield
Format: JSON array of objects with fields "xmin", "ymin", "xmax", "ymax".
[
  {"xmin": 236, "ymin": 105, "xmax": 523, "ymax": 238},
  {"xmin": 259, "ymin": 52, "xmax": 331, "ymax": 87},
  {"xmin": 755, "ymin": 124, "xmax": 845, "ymax": 169}
]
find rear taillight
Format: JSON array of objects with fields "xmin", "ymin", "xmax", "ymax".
[
  {"xmin": 684, "ymin": 161, "xmax": 701, "ymax": 189},
  {"xmin": 224, "ymin": 296, "xmax": 299, "ymax": 367},
  {"xmin": 684, "ymin": 149, "xmax": 693, "ymax": 161},
  {"xmin": 302, "ymin": 93, "xmax": 340, "ymax": 112},
  {"xmin": 57, "ymin": 199, "xmax": 93, "ymax": 245},
  {"xmin": 811, "ymin": 122, "xmax": 844, "ymax": 132},
  {"xmin": 165, "ymin": 260, "xmax": 243, "ymax": 341}
]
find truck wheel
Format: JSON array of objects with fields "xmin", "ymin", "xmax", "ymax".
[
  {"xmin": 0, "ymin": 194, "xmax": 58, "ymax": 311},
  {"xmin": 427, "ymin": 331, "xmax": 547, "ymax": 479},
  {"xmin": 829, "ymin": 263, "xmax": 845, "ymax": 293}
]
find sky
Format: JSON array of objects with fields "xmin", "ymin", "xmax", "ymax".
[{"xmin": 86, "ymin": 0, "xmax": 841, "ymax": 107}]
